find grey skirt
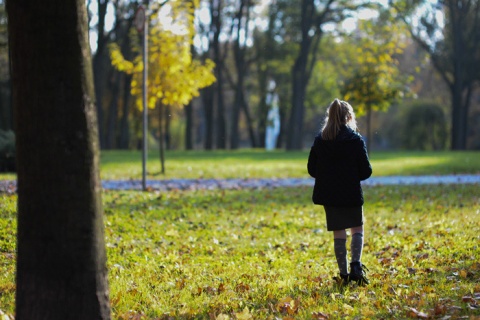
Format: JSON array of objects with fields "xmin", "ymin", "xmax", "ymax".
[{"xmin": 323, "ymin": 206, "xmax": 363, "ymax": 231}]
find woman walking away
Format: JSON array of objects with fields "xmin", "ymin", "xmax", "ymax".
[{"xmin": 307, "ymin": 98, "xmax": 372, "ymax": 286}]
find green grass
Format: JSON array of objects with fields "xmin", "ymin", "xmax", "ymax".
[
  {"xmin": 1, "ymin": 184, "xmax": 479, "ymax": 319},
  {"xmin": 1, "ymin": 150, "xmax": 479, "ymax": 181},
  {"xmin": 100, "ymin": 150, "xmax": 480, "ymax": 180}
]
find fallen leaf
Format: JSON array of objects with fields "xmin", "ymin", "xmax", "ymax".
[
  {"xmin": 312, "ymin": 311, "xmax": 329, "ymax": 319},
  {"xmin": 276, "ymin": 297, "xmax": 300, "ymax": 315},
  {"xmin": 462, "ymin": 296, "xmax": 476, "ymax": 304},
  {"xmin": 406, "ymin": 307, "xmax": 428, "ymax": 319},
  {"xmin": 218, "ymin": 283, "xmax": 226, "ymax": 294},
  {"xmin": 235, "ymin": 307, "xmax": 252, "ymax": 320}
]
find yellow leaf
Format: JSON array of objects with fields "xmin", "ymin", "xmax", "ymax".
[
  {"xmin": 166, "ymin": 229, "xmax": 179, "ymax": 237},
  {"xmin": 235, "ymin": 307, "xmax": 252, "ymax": 320}
]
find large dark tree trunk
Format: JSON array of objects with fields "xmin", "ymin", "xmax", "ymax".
[{"xmin": 7, "ymin": 0, "xmax": 111, "ymax": 318}]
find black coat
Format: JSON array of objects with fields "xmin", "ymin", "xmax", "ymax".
[{"xmin": 307, "ymin": 126, "xmax": 372, "ymax": 207}]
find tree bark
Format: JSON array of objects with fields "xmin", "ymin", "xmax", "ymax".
[
  {"xmin": 286, "ymin": 0, "xmax": 314, "ymax": 150},
  {"xmin": 159, "ymin": 103, "xmax": 165, "ymax": 174},
  {"xmin": 230, "ymin": 0, "xmax": 253, "ymax": 149},
  {"xmin": 7, "ymin": 0, "xmax": 111, "ymax": 318},
  {"xmin": 212, "ymin": 0, "xmax": 227, "ymax": 149},
  {"xmin": 93, "ymin": 0, "xmax": 110, "ymax": 149},
  {"xmin": 202, "ymin": 85, "xmax": 215, "ymax": 150},
  {"xmin": 105, "ymin": 71, "xmax": 121, "ymax": 149},
  {"xmin": 118, "ymin": 73, "xmax": 132, "ymax": 149},
  {"xmin": 185, "ymin": 102, "xmax": 194, "ymax": 150}
]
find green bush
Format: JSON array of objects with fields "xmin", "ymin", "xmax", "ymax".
[
  {"xmin": 400, "ymin": 102, "xmax": 448, "ymax": 150},
  {"xmin": 0, "ymin": 130, "xmax": 15, "ymax": 172}
]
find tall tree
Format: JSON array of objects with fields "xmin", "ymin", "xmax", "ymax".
[
  {"xmin": 92, "ymin": 0, "xmax": 112, "ymax": 149},
  {"xmin": 7, "ymin": 0, "xmax": 111, "ymax": 318},
  {"xmin": 283, "ymin": 0, "xmax": 368, "ymax": 150},
  {"xmin": 229, "ymin": 0, "xmax": 257, "ymax": 149},
  {"xmin": 341, "ymin": 17, "xmax": 410, "ymax": 153},
  {"xmin": 197, "ymin": 0, "xmax": 228, "ymax": 150},
  {"xmin": 391, "ymin": 0, "xmax": 480, "ymax": 150},
  {"xmin": 211, "ymin": 0, "xmax": 228, "ymax": 149},
  {"xmin": 110, "ymin": 0, "xmax": 215, "ymax": 171}
]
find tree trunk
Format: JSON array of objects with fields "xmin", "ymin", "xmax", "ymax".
[
  {"xmin": 215, "ymin": 65, "xmax": 227, "ymax": 149},
  {"xmin": 287, "ymin": 58, "xmax": 307, "ymax": 150},
  {"xmin": 241, "ymin": 95, "xmax": 257, "ymax": 147},
  {"xmin": 7, "ymin": 0, "xmax": 111, "ymax": 318},
  {"xmin": 256, "ymin": 72, "xmax": 268, "ymax": 149},
  {"xmin": 230, "ymin": 85, "xmax": 242, "ymax": 149},
  {"xmin": 202, "ymin": 86, "xmax": 214, "ymax": 150},
  {"xmin": 185, "ymin": 102, "xmax": 194, "ymax": 150},
  {"xmin": 158, "ymin": 104, "xmax": 165, "ymax": 174},
  {"xmin": 286, "ymin": 0, "xmax": 313, "ymax": 151},
  {"xmin": 230, "ymin": 0, "xmax": 254, "ymax": 149},
  {"xmin": 212, "ymin": 0, "xmax": 226, "ymax": 149},
  {"xmin": 366, "ymin": 104, "xmax": 372, "ymax": 154},
  {"xmin": 105, "ymin": 71, "xmax": 121, "ymax": 149},
  {"xmin": 165, "ymin": 104, "xmax": 171, "ymax": 150},
  {"xmin": 118, "ymin": 74, "xmax": 132, "ymax": 149},
  {"xmin": 93, "ymin": 0, "xmax": 110, "ymax": 149}
]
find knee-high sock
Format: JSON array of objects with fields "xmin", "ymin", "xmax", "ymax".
[
  {"xmin": 334, "ymin": 238, "xmax": 348, "ymax": 275},
  {"xmin": 351, "ymin": 233, "xmax": 364, "ymax": 263}
]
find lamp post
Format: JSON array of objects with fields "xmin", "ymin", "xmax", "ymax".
[{"xmin": 135, "ymin": 5, "xmax": 148, "ymax": 191}]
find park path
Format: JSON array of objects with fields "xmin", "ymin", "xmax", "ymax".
[
  {"xmin": 0, "ymin": 174, "xmax": 480, "ymax": 193},
  {"xmin": 2, "ymin": 174, "xmax": 479, "ymax": 193},
  {"xmin": 101, "ymin": 174, "xmax": 480, "ymax": 191}
]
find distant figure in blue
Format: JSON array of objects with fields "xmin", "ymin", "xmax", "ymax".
[{"xmin": 307, "ymin": 98, "xmax": 372, "ymax": 285}]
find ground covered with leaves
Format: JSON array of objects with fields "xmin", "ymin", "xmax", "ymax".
[{"xmin": 1, "ymin": 184, "xmax": 479, "ymax": 319}]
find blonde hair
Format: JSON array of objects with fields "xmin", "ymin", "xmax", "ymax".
[{"xmin": 321, "ymin": 99, "xmax": 357, "ymax": 140}]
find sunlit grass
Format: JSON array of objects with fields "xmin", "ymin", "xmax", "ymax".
[
  {"xmin": 99, "ymin": 150, "xmax": 480, "ymax": 180},
  {"xmin": 1, "ymin": 184, "xmax": 479, "ymax": 318},
  {"xmin": 1, "ymin": 150, "xmax": 479, "ymax": 181}
]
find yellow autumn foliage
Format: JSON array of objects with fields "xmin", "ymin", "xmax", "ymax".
[
  {"xmin": 342, "ymin": 19, "xmax": 409, "ymax": 116},
  {"xmin": 109, "ymin": 0, "xmax": 215, "ymax": 111}
]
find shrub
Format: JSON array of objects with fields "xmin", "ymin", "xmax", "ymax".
[
  {"xmin": 0, "ymin": 130, "xmax": 15, "ymax": 172},
  {"xmin": 400, "ymin": 102, "xmax": 448, "ymax": 150}
]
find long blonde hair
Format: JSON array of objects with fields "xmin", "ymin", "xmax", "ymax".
[{"xmin": 321, "ymin": 99, "xmax": 357, "ymax": 140}]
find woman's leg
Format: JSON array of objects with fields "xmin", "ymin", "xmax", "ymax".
[
  {"xmin": 350, "ymin": 225, "xmax": 364, "ymax": 263},
  {"xmin": 333, "ymin": 229, "xmax": 348, "ymax": 275}
]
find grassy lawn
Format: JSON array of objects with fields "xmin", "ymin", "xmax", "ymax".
[
  {"xmin": 1, "ymin": 184, "xmax": 479, "ymax": 318},
  {"xmin": 1, "ymin": 149, "xmax": 479, "ymax": 181},
  {"xmin": 99, "ymin": 150, "xmax": 480, "ymax": 180}
]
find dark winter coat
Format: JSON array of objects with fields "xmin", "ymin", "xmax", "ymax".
[{"xmin": 307, "ymin": 125, "xmax": 372, "ymax": 207}]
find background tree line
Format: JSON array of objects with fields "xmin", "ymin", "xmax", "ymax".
[{"xmin": 1, "ymin": 0, "xmax": 480, "ymax": 156}]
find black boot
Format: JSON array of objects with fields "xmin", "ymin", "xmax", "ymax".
[
  {"xmin": 349, "ymin": 261, "xmax": 369, "ymax": 285},
  {"xmin": 333, "ymin": 273, "xmax": 350, "ymax": 286}
]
